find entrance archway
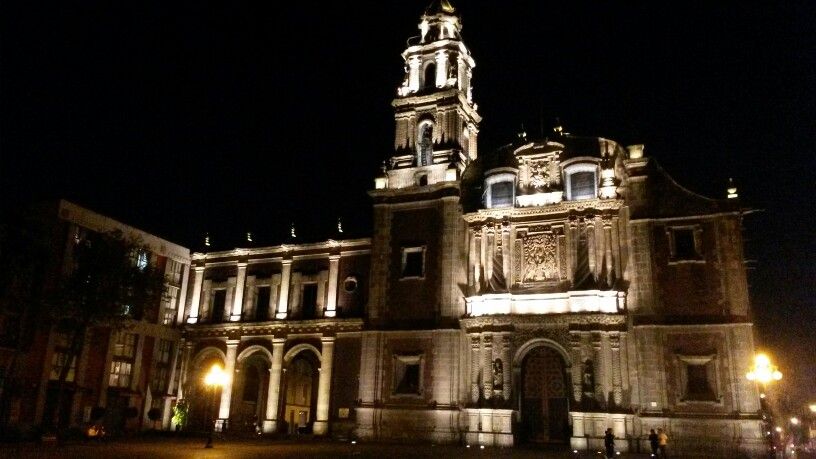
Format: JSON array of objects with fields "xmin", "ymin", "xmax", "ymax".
[
  {"xmin": 280, "ymin": 347, "xmax": 320, "ymax": 435},
  {"xmin": 231, "ymin": 348, "xmax": 271, "ymax": 433},
  {"xmin": 186, "ymin": 347, "xmax": 225, "ymax": 432},
  {"xmin": 518, "ymin": 344, "xmax": 570, "ymax": 443}
]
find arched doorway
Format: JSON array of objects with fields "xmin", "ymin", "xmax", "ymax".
[
  {"xmin": 186, "ymin": 348, "xmax": 225, "ymax": 432},
  {"xmin": 519, "ymin": 345, "xmax": 570, "ymax": 444},
  {"xmin": 231, "ymin": 351, "xmax": 270, "ymax": 433},
  {"xmin": 280, "ymin": 349, "xmax": 320, "ymax": 434}
]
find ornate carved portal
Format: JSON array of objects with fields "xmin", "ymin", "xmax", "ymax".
[{"xmin": 521, "ymin": 346, "xmax": 569, "ymax": 443}]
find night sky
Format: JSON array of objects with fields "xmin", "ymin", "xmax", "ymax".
[{"xmin": 2, "ymin": 2, "xmax": 814, "ymax": 407}]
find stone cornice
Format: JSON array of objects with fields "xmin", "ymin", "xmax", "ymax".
[
  {"xmin": 182, "ymin": 318, "xmax": 365, "ymax": 339},
  {"xmin": 463, "ymin": 199, "xmax": 625, "ymax": 223},
  {"xmin": 460, "ymin": 313, "xmax": 626, "ymax": 331}
]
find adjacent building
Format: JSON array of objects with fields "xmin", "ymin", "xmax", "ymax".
[
  {"xmin": 0, "ymin": 200, "xmax": 191, "ymax": 433},
  {"xmin": 177, "ymin": 2, "xmax": 764, "ymax": 456}
]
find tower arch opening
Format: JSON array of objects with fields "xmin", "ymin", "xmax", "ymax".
[{"xmin": 424, "ymin": 62, "xmax": 436, "ymax": 89}]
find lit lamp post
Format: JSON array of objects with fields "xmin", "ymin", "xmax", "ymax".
[
  {"xmin": 204, "ymin": 364, "xmax": 228, "ymax": 449},
  {"xmin": 746, "ymin": 353, "xmax": 782, "ymax": 395},
  {"xmin": 746, "ymin": 353, "xmax": 782, "ymax": 453}
]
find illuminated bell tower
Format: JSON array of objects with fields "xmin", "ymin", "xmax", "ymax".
[
  {"xmin": 367, "ymin": 0, "xmax": 473, "ymax": 325},
  {"xmin": 379, "ymin": 0, "xmax": 481, "ymax": 190}
]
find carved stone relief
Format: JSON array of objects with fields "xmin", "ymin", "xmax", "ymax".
[{"xmin": 522, "ymin": 233, "xmax": 559, "ymax": 282}]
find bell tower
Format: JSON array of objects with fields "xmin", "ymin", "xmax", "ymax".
[
  {"xmin": 378, "ymin": 0, "xmax": 481, "ymax": 190},
  {"xmin": 367, "ymin": 1, "xmax": 472, "ymax": 326}
]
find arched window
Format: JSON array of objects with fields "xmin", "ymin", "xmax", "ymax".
[
  {"xmin": 564, "ymin": 163, "xmax": 599, "ymax": 201},
  {"xmin": 484, "ymin": 171, "xmax": 516, "ymax": 208},
  {"xmin": 424, "ymin": 63, "xmax": 436, "ymax": 89},
  {"xmin": 417, "ymin": 121, "xmax": 434, "ymax": 166}
]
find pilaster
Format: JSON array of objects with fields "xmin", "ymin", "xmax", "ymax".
[
  {"xmin": 188, "ymin": 266, "xmax": 205, "ymax": 323},
  {"xmin": 325, "ymin": 255, "xmax": 340, "ymax": 317},
  {"xmin": 313, "ymin": 336, "xmax": 335, "ymax": 435},
  {"xmin": 230, "ymin": 262, "xmax": 247, "ymax": 321},
  {"xmin": 263, "ymin": 337, "xmax": 285, "ymax": 433},
  {"xmin": 275, "ymin": 259, "xmax": 292, "ymax": 319}
]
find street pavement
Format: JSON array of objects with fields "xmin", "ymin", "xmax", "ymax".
[{"xmin": 0, "ymin": 437, "xmax": 658, "ymax": 459}]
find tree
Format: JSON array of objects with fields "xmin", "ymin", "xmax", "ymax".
[
  {"xmin": 0, "ymin": 216, "xmax": 58, "ymax": 429},
  {"xmin": 48, "ymin": 229, "xmax": 166, "ymax": 434}
]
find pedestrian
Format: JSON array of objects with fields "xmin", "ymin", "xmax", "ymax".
[
  {"xmin": 657, "ymin": 427, "xmax": 669, "ymax": 457},
  {"xmin": 604, "ymin": 427, "xmax": 615, "ymax": 458},
  {"xmin": 648, "ymin": 428, "xmax": 659, "ymax": 457}
]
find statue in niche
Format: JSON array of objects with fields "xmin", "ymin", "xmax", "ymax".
[
  {"xmin": 492, "ymin": 359, "xmax": 503, "ymax": 393},
  {"xmin": 582, "ymin": 359, "xmax": 596, "ymax": 400}
]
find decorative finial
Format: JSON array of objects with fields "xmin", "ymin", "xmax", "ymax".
[
  {"xmin": 204, "ymin": 233, "xmax": 211, "ymax": 248},
  {"xmin": 553, "ymin": 117, "xmax": 564, "ymax": 136},
  {"xmin": 290, "ymin": 223, "xmax": 297, "ymax": 239},
  {"xmin": 337, "ymin": 218, "xmax": 344, "ymax": 234},
  {"xmin": 517, "ymin": 124, "xmax": 527, "ymax": 142},
  {"xmin": 727, "ymin": 178, "xmax": 738, "ymax": 199},
  {"xmin": 381, "ymin": 160, "xmax": 388, "ymax": 175},
  {"xmin": 246, "ymin": 232, "xmax": 253, "ymax": 243}
]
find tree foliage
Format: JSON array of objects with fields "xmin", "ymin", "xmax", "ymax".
[{"xmin": 48, "ymin": 229, "xmax": 166, "ymax": 430}]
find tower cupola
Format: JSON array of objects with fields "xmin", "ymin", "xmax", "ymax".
[{"xmin": 379, "ymin": 0, "xmax": 481, "ymax": 190}]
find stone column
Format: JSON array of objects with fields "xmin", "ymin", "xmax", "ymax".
[
  {"xmin": 231, "ymin": 262, "xmax": 247, "ymax": 322},
  {"xmin": 275, "ymin": 259, "xmax": 292, "ymax": 319},
  {"xmin": 263, "ymin": 338, "xmax": 285, "ymax": 433},
  {"xmin": 408, "ymin": 56, "xmax": 421, "ymax": 92},
  {"xmin": 313, "ymin": 337, "xmax": 335, "ymax": 435},
  {"xmin": 474, "ymin": 231, "xmax": 483, "ymax": 292},
  {"xmin": 610, "ymin": 333, "xmax": 623, "ymax": 407},
  {"xmin": 481, "ymin": 334, "xmax": 493, "ymax": 400},
  {"xmin": 175, "ymin": 340, "xmax": 193, "ymax": 402},
  {"xmin": 591, "ymin": 333, "xmax": 605, "ymax": 408},
  {"xmin": 175, "ymin": 264, "xmax": 190, "ymax": 325},
  {"xmin": 501, "ymin": 335, "xmax": 512, "ymax": 400},
  {"xmin": 569, "ymin": 332, "xmax": 583, "ymax": 403},
  {"xmin": 325, "ymin": 255, "xmax": 340, "ymax": 318},
  {"xmin": 501, "ymin": 223, "xmax": 512, "ymax": 286},
  {"xmin": 435, "ymin": 50, "xmax": 448, "ymax": 87},
  {"xmin": 217, "ymin": 340, "xmax": 239, "ymax": 428},
  {"xmin": 470, "ymin": 335, "xmax": 480, "ymax": 402},
  {"xmin": 187, "ymin": 266, "xmax": 205, "ymax": 323},
  {"xmin": 468, "ymin": 230, "xmax": 476, "ymax": 292}
]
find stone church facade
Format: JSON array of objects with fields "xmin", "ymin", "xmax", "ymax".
[{"xmin": 178, "ymin": 2, "xmax": 763, "ymax": 455}]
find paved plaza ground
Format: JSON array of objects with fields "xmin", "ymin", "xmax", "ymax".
[{"xmin": 0, "ymin": 437, "xmax": 659, "ymax": 459}]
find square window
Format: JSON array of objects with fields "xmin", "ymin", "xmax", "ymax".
[
  {"xmin": 401, "ymin": 247, "xmax": 425, "ymax": 278},
  {"xmin": 669, "ymin": 227, "xmax": 701, "ymax": 261},
  {"xmin": 677, "ymin": 354, "xmax": 719, "ymax": 403},
  {"xmin": 490, "ymin": 181, "xmax": 514, "ymax": 207},
  {"xmin": 393, "ymin": 354, "xmax": 423, "ymax": 395},
  {"xmin": 569, "ymin": 171, "xmax": 597, "ymax": 200}
]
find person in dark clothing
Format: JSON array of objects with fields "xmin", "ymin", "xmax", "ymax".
[
  {"xmin": 648, "ymin": 429, "xmax": 659, "ymax": 456},
  {"xmin": 604, "ymin": 428, "xmax": 615, "ymax": 458}
]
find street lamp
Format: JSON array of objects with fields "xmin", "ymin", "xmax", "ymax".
[
  {"xmin": 809, "ymin": 404, "xmax": 816, "ymax": 414},
  {"xmin": 204, "ymin": 364, "xmax": 228, "ymax": 449},
  {"xmin": 745, "ymin": 353, "xmax": 783, "ymax": 385},
  {"xmin": 746, "ymin": 353, "xmax": 782, "ymax": 454}
]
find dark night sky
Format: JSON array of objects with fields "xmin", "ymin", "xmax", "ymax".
[{"xmin": 2, "ymin": 2, "xmax": 814, "ymax": 407}]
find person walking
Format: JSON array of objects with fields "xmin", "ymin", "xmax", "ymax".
[
  {"xmin": 604, "ymin": 428, "xmax": 616, "ymax": 458},
  {"xmin": 648, "ymin": 429, "xmax": 659, "ymax": 457},
  {"xmin": 657, "ymin": 427, "xmax": 669, "ymax": 457}
]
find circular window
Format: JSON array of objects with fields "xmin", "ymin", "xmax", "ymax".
[{"xmin": 343, "ymin": 276, "xmax": 358, "ymax": 293}]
